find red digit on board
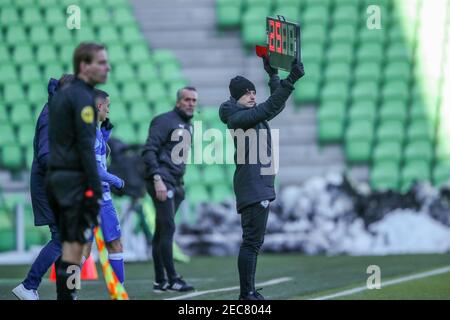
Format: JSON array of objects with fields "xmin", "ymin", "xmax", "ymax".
[
  {"xmin": 275, "ymin": 21, "xmax": 282, "ymax": 53},
  {"xmin": 269, "ymin": 19, "xmax": 275, "ymax": 52}
]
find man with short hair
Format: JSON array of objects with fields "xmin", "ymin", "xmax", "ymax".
[
  {"xmin": 82, "ymin": 89, "xmax": 126, "ymax": 284},
  {"xmin": 219, "ymin": 58, "xmax": 305, "ymax": 300},
  {"xmin": 142, "ymin": 86, "xmax": 197, "ymax": 292},
  {"xmin": 47, "ymin": 42, "xmax": 110, "ymax": 300},
  {"xmin": 12, "ymin": 74, "xmax": 74, "ymax": 300}
]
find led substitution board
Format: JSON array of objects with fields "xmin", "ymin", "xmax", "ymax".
[{"xmin": 266, "ymin": 16, "xmax": 301, "ymax": 71}]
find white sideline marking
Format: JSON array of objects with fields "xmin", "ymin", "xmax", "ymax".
[
  {"xmin": 311, "ymin": 265, "xmax": 450, "ymax": 300},
  {"xmin": 165, "ymin": 277, "xmax": 293, "ymax": 300}
]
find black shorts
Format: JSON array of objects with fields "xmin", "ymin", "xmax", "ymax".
[{"xmin": 46, "ymin": 171, "xmax": 95, "ymax": 244}]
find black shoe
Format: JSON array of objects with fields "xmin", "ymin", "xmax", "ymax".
[
  {"xmin": 153, "ymin": 281, "xmax": 169, "ymax": 293},
  {"xmin": 168, "ymin": 277, "xmax": 195, "ymax": 292},
  {"xmin": 239, "ymin": 289, "xmax": 265, "ymax": 300}
]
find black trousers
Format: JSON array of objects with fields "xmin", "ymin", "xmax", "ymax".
[
  {"xmin": 146, "ymin": 181, "xmax": 185, "ymax": 283},
  {"xmin": 238, "ymin": 201, "xmax": 270, "ymax": 295}
]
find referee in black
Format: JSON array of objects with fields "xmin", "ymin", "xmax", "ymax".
[
  {"xmin": 47, "ymin": 42, "xmax": 110, "ymax": 300},
  {"xmin": 219, "ymin": 58, "xmax": 304, "ymax": 300},
  {"xmin": 142, "ymin": 86, "xmax": 197, "ymax": 292}
]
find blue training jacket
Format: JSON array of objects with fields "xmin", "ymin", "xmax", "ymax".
[{"xmin": 95, "ymin": 125, "xmax": 123, "ymax": 202}]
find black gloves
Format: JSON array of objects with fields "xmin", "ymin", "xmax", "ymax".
[
  {"xmin": 285, "ymin": 59, "xmax": 305, "ymax": 84},
  {"xmin": 101, "ymin": 118, "xmax": 114, "ymax": 130},
  {"xmin": 263, "ymin": 56, "xmax": 278, "ymax": 77}
]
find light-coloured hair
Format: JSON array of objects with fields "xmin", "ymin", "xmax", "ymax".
[{"xmin": 176, "ymin": 86, "xmax": 197, "ymax": 102}]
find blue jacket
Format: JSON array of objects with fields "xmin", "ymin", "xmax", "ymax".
[
  {"xmin": 30, "ymin": 78, "xmax": 59, "ymax": 226},
  {"xmin": 95, "ymin": 125, "xmax": 123, "ymax": 202}
]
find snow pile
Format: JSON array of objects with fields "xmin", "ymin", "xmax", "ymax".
[{"xmin": 177, "ymin": 174, "xmax": 450, "ymax": 256}]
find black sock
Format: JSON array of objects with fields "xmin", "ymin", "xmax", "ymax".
[{"xmin": 56, "ymin": 260, "xmax": 79, "ymax": 300}]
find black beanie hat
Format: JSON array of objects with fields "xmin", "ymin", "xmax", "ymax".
[{"xmin": 229, "ymin": 76, "xmax": 256, "ymax": 100}]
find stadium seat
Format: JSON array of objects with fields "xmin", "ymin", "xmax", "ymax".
[
  {"xmin": 406, "ymin": 120, "xmax": 434, "ymax": 142},
  {"xmin": 404, "ymin": 140, "xmax": 433, "ymax": 163},
  {"xmin": 401, "ymin": 160, "xmax": 430, "ymax": 191},
  {"xmin": 351, "ymin": 81, "xmax": 379, "ymax": 102},
  {"xmin": 356, "ymin": 43, "xmax": 384, "ymax": 63},
  {"xmin": 373, "ymin": 141, "xmax": 402, "ymax": 164},
  {"xmin": 371, "ymin": 161, "xmax": 400, "ymax": 191},
  {"xmin": 348, "ymin": 101, "xmax": 377, "ymax": 122},
  {"xmin": 29, "ymin": 26, "xmax": 50, "ymax": 45},
  {"xmin": 433, "ymin": 163, "xmax": 450, "ymax": 187},
  {"xmin": 217, "ymin": 3, "xmax": 242, "ymax": 28},
  {"xmin": 1, "ymin": 145, "xmax": 23, "ymax": 170},
  {"xmin": 202, "ymin": 166, "xmax": 227, "ymax": 186},
  {"xmin": 354, "ymin": 62, "xmax": 382, "ymax": 82},
  {"xmin": 377, "ymin": 121, "xmax": 405, "ymax": 143},
  {"xmin": 211, "ymin": 184, "xmax": 233, "ymax": 203},
  {"xmin": 379, "ymin": 101, "xmax": 407, "ymax": 123}
]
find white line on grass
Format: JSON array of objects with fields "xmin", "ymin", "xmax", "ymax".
[
  {"xmin": 311, "ymin": 265, "xmax": 450, "ymax": 300},
  {"xmin": 165, "ymin": 277, "xmax": 293, "ymax": 300}
]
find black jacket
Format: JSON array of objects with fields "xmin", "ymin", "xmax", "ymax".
[
  {"xmin": 219, "ymin": 75, "xmax": 294, "ymax": 212},
  {"xmin": 142, "ymin": 107, "xmax": 193, "ymax": 186},
  {"xmin": 48, "ymin": 77, "xmax": 102, "ymax": 197},
  {"xmin": 30, "ymin": 78, "xmax": 58, "ymax": 226}
]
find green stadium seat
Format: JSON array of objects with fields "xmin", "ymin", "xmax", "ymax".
[
  {"xmin": 401, "ymin": 160, "xmax": 430, "ymax": 191},
  {"xmin": 202, "ymin": 166, "xmax": 226, "ymax": 185},
  {"xmin": 0, "ymin": 64, "xmax": 18, "ymax": 84},
  {"xmin": 36, "ymin": 44, "xmax": 58, "ymax": 64},
  {"xmin": 122, "ymin": 83, "xmax": 144, "ymax": 102},
  {"xmin": 379, "ymin": 100, "xmax": 407, "ymax": 122},
  {"xmin": 272, "ymin": 5, "xmax": 301, "ymax": 22},
  {"xmin": 153, "ymin": 99, "xmax": 173, "ymax": 115},
  {"xmin": 384, "ymin": 61, "xmax": 411, "ymax": 82},
  {"xmin": 112, "ymin": 64, "xmax": 135, "ymax": 83},
  {"xmin": 0, "ymin": 45, "xmax": 9, "ymax": 64},
  {"xmin": 329, "ymin": 24, "xmax": 357, "ymax": 44},
  {"xmin": 136, "ymin": 122, "xmax": 150, "ymax": 142},
  {"xmin": 321, "ymin": 82, "xmax": 349, "ymax": 102},
  {"xmin": 29, "ymin": 26, "xmax": 50, "ymax": 45},
  {"xmin": 0, "ymin": 7, "xmax": 19, "ymax": 25},
  {"xmin": 113, "ymin": 123, "xmax": 137, "ymax": 144},
  {"xmin": 73, "ymin": 26, "xmax": 96, "ymax": 43},
  {"xmin": 303, "ymin": 5, "xmax": 329, "ymax": 26},
  {"xmin": 186, "ymin": 184, "xmax": 209, "ymax": 206},
  {"xmin": 160, "ymin": 63, "xmax": 183, "ymax": 83},
  {"xmin": 129, "ymin": 101, "xmax": 151, "ymax": 123},
  {"xmin": 13, "ymin": 45, "xmax": 34, "ymax": 64},
  {"xmin": 359, "ymin": 28, "xmax": 386, "ymax": 45},
  {"xmin": 27, "ymin": 83, "xmax": 47, "ymax": 105},
  {"xmin": 19, "ymin": 63, "xmax": 42, "ymax": 85},
  {"xmin": 6, "ymin": 26, "xmax": 27, "ymax": 45},
  {"xmin": 108, "ymin": 104, "xmax": 128, "ymax": 123},
  {"xmin": 113, "ymin": 7, "xmax": 135, "ymax": 26},
  {"xmin": 325, "ymin": 63, "xmax": 351, "ymax": 83},
  {"xmin": 44, "ymin": 7, "xmax": 65, "ymax": 26},
  {"xmin": 152, "ymin": 50, "xmax": 178, "ymax": 66},
  {"xmin": 351, "ymin": 81, "xmax": 379, "ymax": 102},
  {"xmin": 345, "ymin": 140, "xmax": 372, "ymax": 163},
  {"xmin": 376, "ymin": 120, "xmax": 405, "ymax": 143},
  {"xmin": 354, "ymin": 62, "xmax": 382, "ymax": 82},
  {"xmin": 302, "ymin": 43, "xmax": 324, "ymax": 64},
  {"xmin": 410, "ymin": 101, "xmax": 437, "ymax": 122},
  {"xmin": 242, "ymin": 20, "xmax": 267, "ymax": 47},
  {"xmin": 348, "ymin": 100, "xmax": 377, "ymax": 122},
  {"xmin": 145, "ymin": 83, "xmax": 168, "ymax": 104},
  {"xmin": 318, "ymin": 118, "xmax": 344, "ymax": 143},
  {"xmin": 407, "ymin": 120, "xmax": 434, "ymax": 142},
  {"xmin": 371, "ymin": 161, "xmax": 400, "ymax": 191},
  {"xmin": 382, "ymin": 81, "xmax": 409, "ymax": 103},
  {"xmin": 302, "ymin": 24, "xmax": 327, "ymax": 45},
  {"xmin": 51, "ymin": 26, "xmax": 73, "ymax": 45},
  {"xmin": 98, "ymin": 26, "xmax": 120, "ymax": 43},
  {"xmin": 356, "ymin": 43, "xmax": 384, "ymax": 63},
  {"xmin": 119, "ymin": 25, "xmax": 142, "ymax": 44},
  {"xmin": 373, "ymin": 141, "xmax": 402, "ymax": 164},
  {"xmin": 0, "ymin": 124, "xmax": 15, "ymax": 145},
  {"xmin": 108, "ymin": 44, "xmax": 127, "ymax": 64},
  {"xmin": 4, "ymin": 84, "xmax": 25, "ymax": 104},
  {"xmin": 18, "ymin": 122, "xmax": 35, "ymax": 147},
  {"xmin": 326, "ymin": 43, "xmax": 354, "ymax": 64},
  {"xmin": 404, "ymin": 140, "xmax": 433, "ymax": 163},
  {"xmin": 388, "ymin": 25, "xmax": 406, "ymax": 43},
  {"xmin": 435, "ymin": 141, "xmax": 450, "ymax": 164},
  {"xmin": 433, "ymin": 163, "xmax": 450, "ymax": 187},
  {"xmin": 387, "ymin": 43, "xmax": 413, "ymax": 62},
  {"xmin": 136, "ymin": 61, "xmax": 159, "ymax": 82},
  {"xmin": 333, "ymin": 5, "xmax": 359, "ymax": 26},
  {"xmin": 1, "ymin": 145, "xmax": 23, "ymax": 170},
  {"xmin": 10, "ymin": 104, "xmax": 33, "ymax": 124},
  {"xmin": 89, "ymin": 7, "xmax": 111, "ymax": 26},
  {"xmin": 294, "ymin": 80, "xmax": 320, "ymax": 104},
  {"xmin": 217, "ymin": 4, "xmax": 242, "ymax": 28},
  {"xmin": 183, "ymin": 165, "xmax": 203, "ymax": 186},
  {"xmin": 129, "ymin": 43, "xmax": 151, "ymax": 63},
  {"xmin": 346, "ymin": 120, "xmax": 374, "ymax": 143},
  {"xmin": 211, "ymin": 184, "xmax": 233, "ymax": 203},
  {"xmin": 22, "ymin": 7, "xmax": 42, "ymax": 26}
]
